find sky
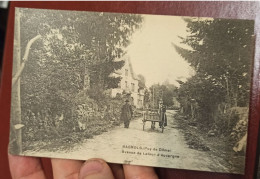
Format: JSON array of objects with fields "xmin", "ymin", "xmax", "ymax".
[{"xmin": 126, "ymin": 14, "xmax": 194, "ymax": 87}]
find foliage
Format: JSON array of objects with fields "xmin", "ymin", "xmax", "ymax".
[
  {"xmin": 137, "ymin": 74, "xmax": 146, "ymax": 89},
  {"xmin": 142, "ymin": 89, "xmax": 150, "ymax": 108},
  {"xmin": 17, "ymin": 8, "xmax": 142, "ymax": 142},
  {"xmin": 175, "ymin": 17, "xmax": 254, "ymax": 131},
  {"xmin": 149, "ymin": 83, "xmax": 177, "ymax": 108}
]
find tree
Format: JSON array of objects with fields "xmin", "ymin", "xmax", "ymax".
[
  {"xmin": 20, "ymin": 9, "xmax": 142, "ymax": 103},
  {"xmin": 10, "ymin": 9, "xmax": 22, "ymax": 154},
  {"xmin": 174, "ymin": 18, "xmax": 254, "ymax": 108},
  {"xmin": 149, "ymin": 83, "xmax": 177, "ymax": 108},
  {"xmin": 16, "ymin": 8, "xmax": 142, "ymax": 141},
  {"xmin": 143, "ymin": 89, "xmax": 150, "ymax": 107},
  {"xmin": 137, "ymin": 74, "xmax": 146, "ymax": 89},
  {"xmin": 177, "ymin": 74, "xmax": 226, "ymax": 122},
  {"xmin": 163, "ymin": 84, "xmax": 177, "ymax": 107},
  {"xmin": 174, "ymin": 17, "xmax": 254, "ymax": 128},
  {"xmin": 76, "ymin": 12, "xmax": 143, "ymax": 92}
]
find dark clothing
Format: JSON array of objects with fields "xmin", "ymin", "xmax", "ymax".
[
  {"xmin": 159, "ymin": 105, "xmax": 167, "ymax": 127},
  {"xmin": 120, "ymin": 103, "xmax": 133, "ymax": 128}
]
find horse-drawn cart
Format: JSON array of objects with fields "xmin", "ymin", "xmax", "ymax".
[{"xmin": 142, "ymin": 109, "xmax": 166, "ymax": 133}]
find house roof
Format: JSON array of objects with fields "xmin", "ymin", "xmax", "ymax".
[
  {"xmin": 125, "ymin": 55, "xmax": 138, "ymax": 80},
  {"xmin": 113, "ymin": 55, "xmax": 139, "ymax": 80}
]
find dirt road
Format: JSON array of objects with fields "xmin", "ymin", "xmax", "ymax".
[{"xmin": 26, "ymin": 110, "xmax": 231, "ymax": 173}]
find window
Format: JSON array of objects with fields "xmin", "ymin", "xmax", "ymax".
[{"xmin": 125, "ymin": 81, "xmax": 128, "ymax": 88}]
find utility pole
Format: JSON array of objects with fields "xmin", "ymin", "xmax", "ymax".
[{"xmin": 153, "ymin": 86, "xmax": 155, "ymax": 109}]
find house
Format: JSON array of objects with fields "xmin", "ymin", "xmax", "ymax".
[{"xmin": 111, "ymin": 55, "xmax": 144, "ymax": 109}]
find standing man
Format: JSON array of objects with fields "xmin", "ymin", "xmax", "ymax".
[
  {"xmin": 120, "ymin": 99, "xmax": 133, "ymax": 128},
  {"xmin": 159, "ymin": 101, "xmax": 167, "ymax": 128}
]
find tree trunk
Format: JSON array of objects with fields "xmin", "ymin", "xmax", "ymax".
[
  {"xmin": 10, "ymin": 10, "xmax": 41, "ymax": 154},
  {"xmin": 225, "ymin": 76, "xmax": 231, "ymax": 105},
  {"xmin": 10, "ymin": 8, "xmax": 22, "ymax": 154},
  {"xmin": 232, "ymin": 85, "xmax": 238, "ymax": 107},
  {"xmin": 12, "ymin": 34, "xmax": 41, "ymax": 87}
]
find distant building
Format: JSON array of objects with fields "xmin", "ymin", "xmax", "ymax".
[{"xmin": 111, "ymin": 55, "xmax": 144, "ymax": 109}]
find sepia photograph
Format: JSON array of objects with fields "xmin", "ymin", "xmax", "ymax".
[{"xmin": 9, "ymin": 8, "xmax": 255, "ymax": 174}]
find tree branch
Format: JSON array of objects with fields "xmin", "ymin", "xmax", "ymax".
[{"xmin": 12, "ymin": 34, "xmax": 42, "ymax": 87}]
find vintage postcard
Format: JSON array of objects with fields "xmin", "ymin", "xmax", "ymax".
[{"xmin": 9, "ymin": 8, "xmax": 255, "ymax": 174}]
